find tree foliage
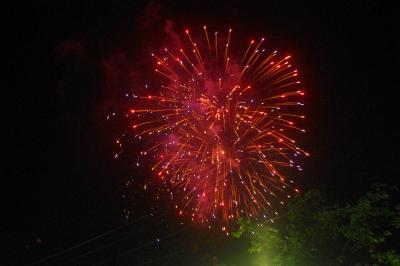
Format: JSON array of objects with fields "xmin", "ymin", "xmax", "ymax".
[{"xmin": 233, "ymin": 184, "xmax": 400, "ymax": 265}]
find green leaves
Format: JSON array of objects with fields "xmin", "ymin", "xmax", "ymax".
[{"xmin": 233, "ymin": 184, "xmax": 400, "ymax": 265}]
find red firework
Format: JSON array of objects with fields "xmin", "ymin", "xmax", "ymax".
[{"xmin": 121, "ymin": 26, "xmax": 308, "ymax": 230}]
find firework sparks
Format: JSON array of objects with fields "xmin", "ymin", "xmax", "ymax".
[{"xmin": 120, "ymin": 26, "xmax": 308, "ymax": 230}]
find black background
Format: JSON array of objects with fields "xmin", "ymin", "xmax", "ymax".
[{"xmin": 4, "ymin": 0, "xmax": 398, "ymax": 264}]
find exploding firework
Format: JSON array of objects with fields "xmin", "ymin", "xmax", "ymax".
[{"xmin": 119, "ymin": 26, "xmax": 308, "ymax": 230}]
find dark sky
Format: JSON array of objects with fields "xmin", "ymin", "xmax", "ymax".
[{"xmin": 4, "ymin": 1, "xmax": 398, "ymax": 264}]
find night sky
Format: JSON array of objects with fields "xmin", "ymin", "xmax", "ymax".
[{"xmin": 5, "ymin": 1, "xmax": 398, "ymax": 265}]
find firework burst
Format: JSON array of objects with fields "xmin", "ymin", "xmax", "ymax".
[{"xmin": 118, "ymin": 26, "xmax": 308, "ymax": 231}]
